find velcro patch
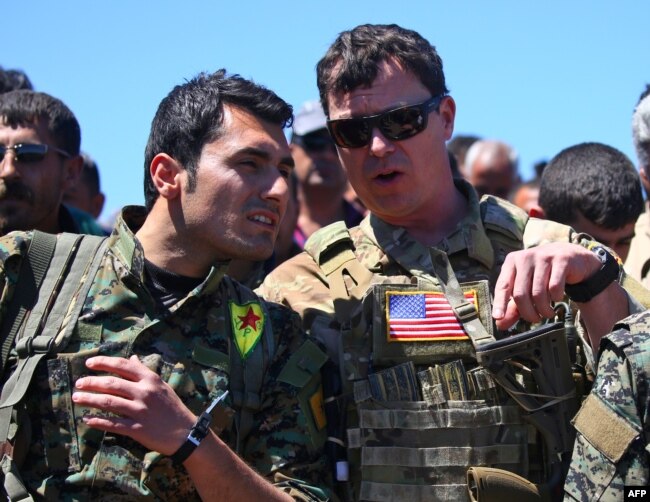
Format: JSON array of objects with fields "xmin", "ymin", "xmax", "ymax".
[
  {"xmin": 573, "ymin": 393, "xmax": 640, "ymax": 463},
  {"xmin": 309, "ymin": 385, "xmax": 327, "ymax": 431},
  {"xmin": 385, "ymin": 290, "xmax": 476, "ymax": 342},
  {"xmin": 229, "ymin": 301, "xmax": 265, "ymax": 360}
]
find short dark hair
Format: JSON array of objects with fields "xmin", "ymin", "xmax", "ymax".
[
  {"xmin": 144, "ymin": 69, "xmax": 293, "ymax": 211},
  {"xmin": 539, "ymin": 142, "xmax": 643, "ymax": 229},
  {"xmin": 0, "ymin": 90, "xmax": 80, "ymax": 156},
  {"xmin": 0, "ymin": 67, "xmax": 33, "ymax": 93},
  {"xmin": 316, "ymin": 24, "xmax": 449, "ymax": 116}
]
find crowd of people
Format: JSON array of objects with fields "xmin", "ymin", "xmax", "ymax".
[{"xmin": 0, "ymin": 22, "xmax": 649, "ymax": 502}]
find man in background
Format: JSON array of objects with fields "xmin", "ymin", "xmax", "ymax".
[
  {"xmin": 533, "ymin": 142, "xmax": 644, "ymax": 262},
  {"xmin": 627, "ymin": 84, "xmax": 650, "ymax": 288},
  {"xmin": 464, "ymin": 139, "xmax": 519, "ymax": 199},
  {"xmin": 64, "ymin": 152, "xmax": 106, "ymax": 220},
  {"xmin": 0, "ymin": 90, "xmax": 104, "ymax": 236},
  {"xmin": 291, "ymin": 100, "xmax": 363, "ymax": 248}
]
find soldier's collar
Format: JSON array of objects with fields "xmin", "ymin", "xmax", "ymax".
[{"xmin": 437, "ymin": 180, "xmax": 494, "ymax": 269}]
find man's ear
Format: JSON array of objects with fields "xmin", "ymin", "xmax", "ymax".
[
  {"xmin": 90, "ymin": 192, "xmax": 106, "ymax": 219},
  {"xmin": 62, "ymin": 155, "xmax": 83, "ymax": 190},
  {"xmin": 150, "ymin": 153, "xmax": 183, "ymax": 200},
  {"xmin": 528, "ymin": 205, "xmax": 545, "ymax": 219},
  {"xmin": 439, "ymin": 96, "xmax": 456, "ymax": 141}
]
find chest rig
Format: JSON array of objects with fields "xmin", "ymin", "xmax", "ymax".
[{"xmin": 305, "ymin": 201, "xmax": 575, "ymax": 501}]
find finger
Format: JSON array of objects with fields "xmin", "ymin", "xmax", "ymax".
[
  {"xmin": 82, "ymin": 414, "xmax": 142, "ymax": 435},
  {"xmin": 72, "ymin": 390, "xmax": 144, "ymax": 418},
  {"xmin": 85, "ymin": 355, "xmax": 149, "ymax": 381},
  {"xmin": 492, "ymin": 255, "xmax": 517, "ymax": 320},
  {"xmin": 509, "ymin": 253, "xmax": 539, "ymax": 322},
  {"xmin": 495, "ymin": 297, "xmax": 521, "ymax": 331},
  {"xmin": 74, "ymin": 374, "xmax": 138, "ymax": 400},
  {"xmin": 530, "ymin": 256, "xmax": 555, "ymax": 319}
]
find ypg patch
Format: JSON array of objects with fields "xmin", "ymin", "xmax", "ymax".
[
  {"xmin": 385, "ymin": 290, "xmax": 476, "ymax": 342},
  {"xmin": 229, "ymin": 301, "xmax": 265, "ymax": 359}
]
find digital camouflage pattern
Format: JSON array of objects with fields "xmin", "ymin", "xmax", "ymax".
[
  {"xmin": 0, "ymin": 206, "xmax": 330, "ymax": 501},
  {"xmin": 258, "ymin": 180, "xmax": 647, "ymax": 501},
  {"xmin": 564, "ymin": 309, "xmax": 650, "ymax": 501}
]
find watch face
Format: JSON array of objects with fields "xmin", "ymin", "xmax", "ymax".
[{"xmin": 593, "ymin": 246, "xmax": 608, "ymax": 264}]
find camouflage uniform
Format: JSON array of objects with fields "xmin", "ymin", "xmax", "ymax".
[
  {"xmin": 259, "ymin": 180, "xmax": 645, "ymax": 501},
  {"xmin": 564, "ymin": 309, "xmax": 650, "ymax": 501},
  {"xmin": 625, "ymin": 209, "xmax": 650, "ymax": 289},
  {"xmin": 0, "ymin": 206, "xmax": 330, "ymax": 501}
]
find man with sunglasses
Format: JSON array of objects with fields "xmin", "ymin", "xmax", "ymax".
[
  {"xmin": 0, "ymin": 90, "xmax": 105, "ymax": 237},
  {"xmin": 259, "ymin": 23, "xmax": 646, "ymax": 500},
  {"xmin": 290, "ymin": 100, "xmax": 364, "ymax": 249}
]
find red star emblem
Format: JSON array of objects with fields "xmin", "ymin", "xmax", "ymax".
[{"xmin": 238, "ymin": 307, "xmax": 261, "ymax": 331}]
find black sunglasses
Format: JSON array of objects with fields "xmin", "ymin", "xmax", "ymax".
[
  {"xmin": 0, "ymin": 143, "xmax": 71, "ymax": 163},
  {"xmin": 327, "ymin": 94, "xmax": 446, "ymax": 148},
  {"xmin": 292, "ymin": 133, "xmax": 336, "ymax": 153}
]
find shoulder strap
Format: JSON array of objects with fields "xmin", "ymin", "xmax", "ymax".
[
  {"xmin": 0, "ymin": 233, "xmax": 107, "ymax": 416},
  {"xmin": 305, "ymin": 222, "xmax": 374, "ymax": 324},
  {"xmin": 0, "ymin": 231, "xmax": 57, "ymax": 376}
]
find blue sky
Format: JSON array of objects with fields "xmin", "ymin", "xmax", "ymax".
[{"xmin": 5, "ymin": 1, "xmax": 649, "ymax": 222}]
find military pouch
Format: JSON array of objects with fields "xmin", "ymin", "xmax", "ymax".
[{"xmin": 371, "ymin": 281, "xmax": 493, "ymax": 367}]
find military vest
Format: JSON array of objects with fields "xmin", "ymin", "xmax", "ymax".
[{"xmin": 304, "ymin": 197, "xmax": 554, "ymax": 501}]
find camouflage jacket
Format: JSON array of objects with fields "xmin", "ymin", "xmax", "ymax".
[
  {"xmin": 564, "ymin": 309, "xmax": 650, "ymax": 501},
  {"xmin": 0, "ymin": 206, "xmax": 330, "ymax": 501},
  {"xmin": 258, "ymin": 180, "xmax": 641, "ymax": 361}
]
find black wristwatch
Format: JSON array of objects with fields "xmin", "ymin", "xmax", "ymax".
[
  {"xmin": 170, "ymin": 391, "xmax": 229, "ymax": 465},
  {"xmin": 565, "ymin": 245, "xmax": 620, "ymax": 303}
]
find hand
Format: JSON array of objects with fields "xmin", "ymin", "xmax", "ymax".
[
  {"xmin": 491, "ymin": 242, "xmax": 601, "ymax": 330},
  {"xmin": 72, "ymin": 355, "xmax": 197, "ymax": 455}
]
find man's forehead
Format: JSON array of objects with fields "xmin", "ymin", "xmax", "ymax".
[{"xmin": 0, "ymin": 119, "xmax": 49, "ymax": 142}]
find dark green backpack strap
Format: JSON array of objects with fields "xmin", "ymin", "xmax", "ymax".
[{"xmin": 0, "ymin": 231, "xmax": 57, "ymax": 376}]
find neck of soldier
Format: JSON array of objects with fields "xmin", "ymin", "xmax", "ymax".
[
  {"xmin": 135, "ymin": 202, "xmax": 214, "ymax": 279},
  {"xmin": 297, "ymin": 183, "xmax": 346, "ymax": 236},
  {"xmin": 388, "ymin": 186, "xmax": 469, "ymax": 248}
]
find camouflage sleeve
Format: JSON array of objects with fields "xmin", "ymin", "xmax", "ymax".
[
  {"xmin": 257, "ymin": 251, "xmax": 334, "ymax": 323},
  {"xmin": 241, "ymin": 302, "xmax": 333, "ymax": 501},
  {"xmin": 564, "ymin": 330, "xmax": 650, "ymax": 501}
]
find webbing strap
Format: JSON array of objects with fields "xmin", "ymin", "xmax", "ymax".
[
  {"xmin": 357, "ymin": 404, "xmax": 524, "ymax": 430},
  {"xmin": 321, "ymin": 247, "xmax": 374, "ymax": 324},
  {"xmin": 0, "ymin": 235, "xmax": 106, "ymax": 417},
  {"xmin": 429, "ymin": 248, "xmax": 496, "ymax": 347},
  {"xmin": 360, "ymin": 480, "xmax": 467, "ymax": 502},
  {"xmin": 361, "ymin": 444, "xmax": 526, "ymax": 467},
  {"xmin": 21, "ymin": 233, "xmax": 82, "ymax": 339},
  {"xmin": 1, "ymin": 454, "xmax": 33, "ymax": 501},
  {"xmin": 0, "ymin": 231, "xmax": 56, "ymax": 375}
]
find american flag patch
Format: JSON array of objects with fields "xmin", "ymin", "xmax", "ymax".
[{"xmin": 386, "ymin": 290, "xmax": 477, "ymax": 342}]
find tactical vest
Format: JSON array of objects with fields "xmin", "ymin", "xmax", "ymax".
[
  {"xmin": 0, "ymin": 231, "xmax": 326, "ymax": 500},
  {"xmin": 305, "ymin": 198, "xmax": 556, "ymax": 501}
]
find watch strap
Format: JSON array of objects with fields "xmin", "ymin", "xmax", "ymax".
[
  {"xmin": 565, "ymin": 246, "xmax": 620, "ymax": 303},
  {"xmin": 170, "ymin": 411, "xmax": 212, "ymax": 465}
]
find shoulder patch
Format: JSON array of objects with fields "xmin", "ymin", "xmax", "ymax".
[
  {"xmin": 304, "ymin": 221, "xmax": 352, "ymax": 265},
  {"xmin": 572, "ymin": 393, "xmax": 640, "ymax": 463},
  {"xmin": 480, "ymin": 195, "xmax": 528, "ymax": 242},
  {"xmin": 229, "ymin": 301, "xmax": 265, "ymax": 360}
]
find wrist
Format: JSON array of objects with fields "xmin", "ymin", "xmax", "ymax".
[{"xmin": 565, "ymin": 245, "xmax": 620, "ymax": 303}]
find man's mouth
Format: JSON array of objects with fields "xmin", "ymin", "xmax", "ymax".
[{"xmin": 249, "ymin": 214, "xmax": 274, "ymax": 226}]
